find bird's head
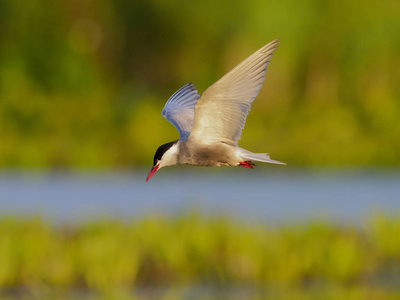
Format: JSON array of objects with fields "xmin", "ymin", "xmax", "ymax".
[{"xmin": 146, "ymin": 140, "xmax": 179, "ymax": 182}]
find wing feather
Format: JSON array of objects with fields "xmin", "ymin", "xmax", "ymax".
[
  {"xmin": 188, "ymin": 39, "xmax": 279, "ymax": 145},
  {"xmin": 162, "ymin": 83, "xmax": 200, "ymax": 140}
]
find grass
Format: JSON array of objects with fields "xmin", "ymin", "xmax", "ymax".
[{"xmin": 0, "ymin": 213, "xmax": 399, "ymax": 299}]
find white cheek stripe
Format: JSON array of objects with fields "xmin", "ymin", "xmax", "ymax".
[{"xmin": 159, "ymin": 143, "xmax": 179, "ymax": 168}]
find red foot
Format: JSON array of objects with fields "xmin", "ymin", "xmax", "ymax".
[{"xmin": 238, "ymin": 161, "xmax": 256, "ymax": 168}]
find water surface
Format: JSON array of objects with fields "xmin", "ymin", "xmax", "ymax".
[{"xmin": 0, "ymin": 169, "xmax": 399, "ymax": 224}]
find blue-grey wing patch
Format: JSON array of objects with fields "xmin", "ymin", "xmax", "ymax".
[{"xmin": 162, "ymin": 83, "xmax": 200, "ymax": 140}]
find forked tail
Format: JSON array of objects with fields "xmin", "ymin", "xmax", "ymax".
[{"xmin": 238, "ymin": 148, "xmax": 286, "ymax": 165}]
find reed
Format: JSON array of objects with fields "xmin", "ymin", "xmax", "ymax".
[{"xmin": 0, "ymin": 213, "xmax": 399, "ymax": 298}]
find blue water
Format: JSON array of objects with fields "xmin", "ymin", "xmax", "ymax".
[{"xmin": 0, "ymin": 169, "xmax": 399, "ymax": 224}]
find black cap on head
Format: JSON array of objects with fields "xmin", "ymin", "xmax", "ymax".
[{"xmin": 153, "ymin": 140, "xmax": 177, "ymax": 166}]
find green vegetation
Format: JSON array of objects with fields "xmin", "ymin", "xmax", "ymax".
[
  {"xmin": 0, "ymin": 0, "xmax": 399, "ymax": 168},
  {"xmin": 0, "ymin": 214, "xmax": 399, "ymax": 298}
]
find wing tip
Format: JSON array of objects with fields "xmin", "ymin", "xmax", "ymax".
[
  {"xmin": 165, "ymin": 82, "xmax": 200, "ymax": 105},
  {"xmin": 261, "ymin": 38, "xmax": 280, "ymax": 54}
]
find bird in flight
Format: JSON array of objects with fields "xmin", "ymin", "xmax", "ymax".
[{"xmin": 146, "ymin": 39, "xmax": 285, "ymax": 182}]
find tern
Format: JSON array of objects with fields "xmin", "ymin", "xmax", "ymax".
[{"xmin": 146, "ymin": 39, "xmax": 285, "ymax": 182}]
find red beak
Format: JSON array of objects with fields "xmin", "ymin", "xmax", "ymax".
[{"xmin": 146, "ymin": 164, "xmax": 159, "ymax": 182}]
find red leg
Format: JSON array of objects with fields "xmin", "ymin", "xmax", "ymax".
[{"xmin": 238, "ymin": 161, "xmax": 256, "ymax": 168}]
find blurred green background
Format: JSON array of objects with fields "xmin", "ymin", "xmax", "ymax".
[
  {"xmin": 1, "ymin": 0, "xmax": 399, "ymax": 169},
  {"xmin": 0, "ymin": 214, "xmax": 400, "ymax": 299},
  {"xmin": 1, "ymin": 0, "xmax": 400, "ymax": 299}
]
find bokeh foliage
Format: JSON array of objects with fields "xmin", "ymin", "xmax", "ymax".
[
  {"xmin": 0, "ymin": 214, "xmax": 399, "ymax": 298},
  {"xmin": 0, "ymin": 0, "xmax": 399, "ymax": 168}
]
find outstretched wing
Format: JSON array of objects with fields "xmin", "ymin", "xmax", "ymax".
[
  {"xmin": 162, "ymin": 83, "xmax": 200, "ymax": 140},
  {"xmin": 188, "ymin": 39, "xmax": 279, "ymax": 145}
]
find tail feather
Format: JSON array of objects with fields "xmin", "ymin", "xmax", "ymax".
[{"xmin": 238, "ymin": 148, "xmax": 286, "ymax": 165}]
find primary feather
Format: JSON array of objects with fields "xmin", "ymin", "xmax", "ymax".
[
  {"xmin": 188, "ymin": 39, "xmax": 280, "ymax": 145},
  {"xmin": 162, "ymin": 83, "xmax": 200, "ymax": 140}
]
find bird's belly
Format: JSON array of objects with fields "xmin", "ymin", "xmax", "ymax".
[{"xmin": 178, "ymin": 144, "xmax": 236, "ymax": 167}]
